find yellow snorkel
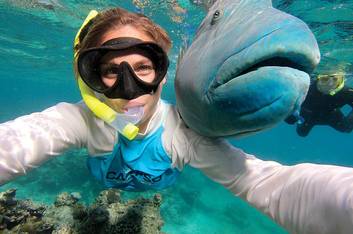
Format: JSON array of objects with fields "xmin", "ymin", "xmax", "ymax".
[
  {"xmin": 329, "ymin": 78, "xmax": 345, "ymax": 96},
  {"xmin": 74, "ymin": 10, "xmax": 140, "ymax": 140}
]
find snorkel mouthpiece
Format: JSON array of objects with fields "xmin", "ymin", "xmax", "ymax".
[
  {"xmin": 110, "ymin": 106, "xmax": 144, "ymax": 140},
  {"xmin": 78, "ymin": 78, "xmax": 143, "ymax": 140}
]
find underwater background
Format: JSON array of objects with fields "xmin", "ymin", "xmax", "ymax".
[{"xmin": 0, "ymin": 0, "xmax": 352, "ymax": 233}]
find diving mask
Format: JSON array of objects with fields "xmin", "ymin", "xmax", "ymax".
[{"xmin": 77, "ymin": 37, "xmax": 169, "ymax": 100}]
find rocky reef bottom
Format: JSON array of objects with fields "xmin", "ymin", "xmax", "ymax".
[{"xmin": 0, "ymin": 188, "xmax": 164, "ymax": 234}]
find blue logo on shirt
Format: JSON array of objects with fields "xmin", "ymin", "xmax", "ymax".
[{"xmin": 106, "ymin": 170, "xmax": 162, "ymax": 185}]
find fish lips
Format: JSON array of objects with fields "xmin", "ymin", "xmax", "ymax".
[{"xmin": 206, "ymin": 66, "xmax": 310, "ymax": 137}]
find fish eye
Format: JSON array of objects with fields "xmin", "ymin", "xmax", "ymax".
[{"xmin": 211, "ymin": 10, "xmax": 222, "ymax": 25}]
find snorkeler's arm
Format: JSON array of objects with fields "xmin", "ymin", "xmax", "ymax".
[
  {"xmin": 0, "ymin": 102, "xmax": 89, "ymax": 185},
  {"xmin": 341, "ymin": 87, "xmax": 353, "ymax": 107},
  {"xmin": 165, "ymin": 108, "xmax": 353, "ymax": 234},
  {"xmin": 190, "ymin": 138, "xmax": 353, "ymax": 233},
  {"xmin": 339, "ymin": 87, "xmax": 353, "ymax": 125}
]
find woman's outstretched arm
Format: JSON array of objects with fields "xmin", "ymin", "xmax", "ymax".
[
  {"xmin": 0, "ymin": 102, "xmax": 89, "ymax": 185},
  {"xmin": 167, "ymin": 115, "xmax": 353, "ymax": 234}
]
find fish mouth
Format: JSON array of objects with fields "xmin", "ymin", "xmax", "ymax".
[
  {"xmin": 212, "ymin": 25, "xmax": 316, "ymax": 90},
  {"xmin": 213, "ymin": 55, "xmax": 309, "ymax": 90},
  {"xmin": 205, "ymin": 51, "xmax": 311, "ymax": 135},
  {"xmin": 208, "ymin": 30, "xmax": 314, "ymax": 118},
  {"xmin": 237, "ymin": 57, "xmax": 306, "ymax": 78}
]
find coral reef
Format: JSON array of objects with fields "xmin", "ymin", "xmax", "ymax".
[{"xmin": 0, "ymin": 188, "xmax": 164, "ymax": 234}]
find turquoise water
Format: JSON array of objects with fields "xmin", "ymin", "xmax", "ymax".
[{"xmin": 0, "ymin": 0, "xmax": 352, "ymax": 233}]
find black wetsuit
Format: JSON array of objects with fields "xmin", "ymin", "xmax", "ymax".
[{"xmin": 286, "ymin": 80, "xmax": 353, "ymax": 137}]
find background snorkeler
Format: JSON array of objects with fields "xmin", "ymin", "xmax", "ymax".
[
  {"xmin": 1, "ymin": 6, "xmax": 353, "ymax": 234},
  {"xmin": 286, "ymin": 71, "xmax": 353, "ymax": 137}
]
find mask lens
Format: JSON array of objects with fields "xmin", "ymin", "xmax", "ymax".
[
  {"xmin": 99, "ymin": 59, "xmax": 157, "ymax": 88},
  {"xmin": 131, "ymin": 60, "xmax": 156, "ymax": 83},
  {"xmin": 99, "ymin": 63, "xmax": 119, "ymax": 78},
  {"xmin": 100, "ymin": 50, "xmax": 157, "ymax": 84}
]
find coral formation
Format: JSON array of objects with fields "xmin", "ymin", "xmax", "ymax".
[{"xmin": 0, "ymin": 188, "xmax": 164, "ymax": 233}]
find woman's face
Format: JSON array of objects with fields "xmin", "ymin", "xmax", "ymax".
[{"xmin": 98, "ymin": 25, "xmax": 166, "ymax": 132}]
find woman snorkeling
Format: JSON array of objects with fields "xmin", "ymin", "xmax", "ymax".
[{"xmin": 1, "ymin": 7, "xmax": 353, "ymax": 234}]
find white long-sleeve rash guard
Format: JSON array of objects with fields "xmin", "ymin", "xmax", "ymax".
[{"xmin": 0, "ymin": 100, "xmax": 353, "ymax": 234}]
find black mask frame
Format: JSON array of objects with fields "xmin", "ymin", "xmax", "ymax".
[{"xmin": 77, "ymin": 37, "xmax": 169, "ymax": 99}]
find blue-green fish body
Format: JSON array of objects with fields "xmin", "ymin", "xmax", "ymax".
[{"xmin": 175, "ymin": 0, "xmax": 320, "ymax": 137}]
